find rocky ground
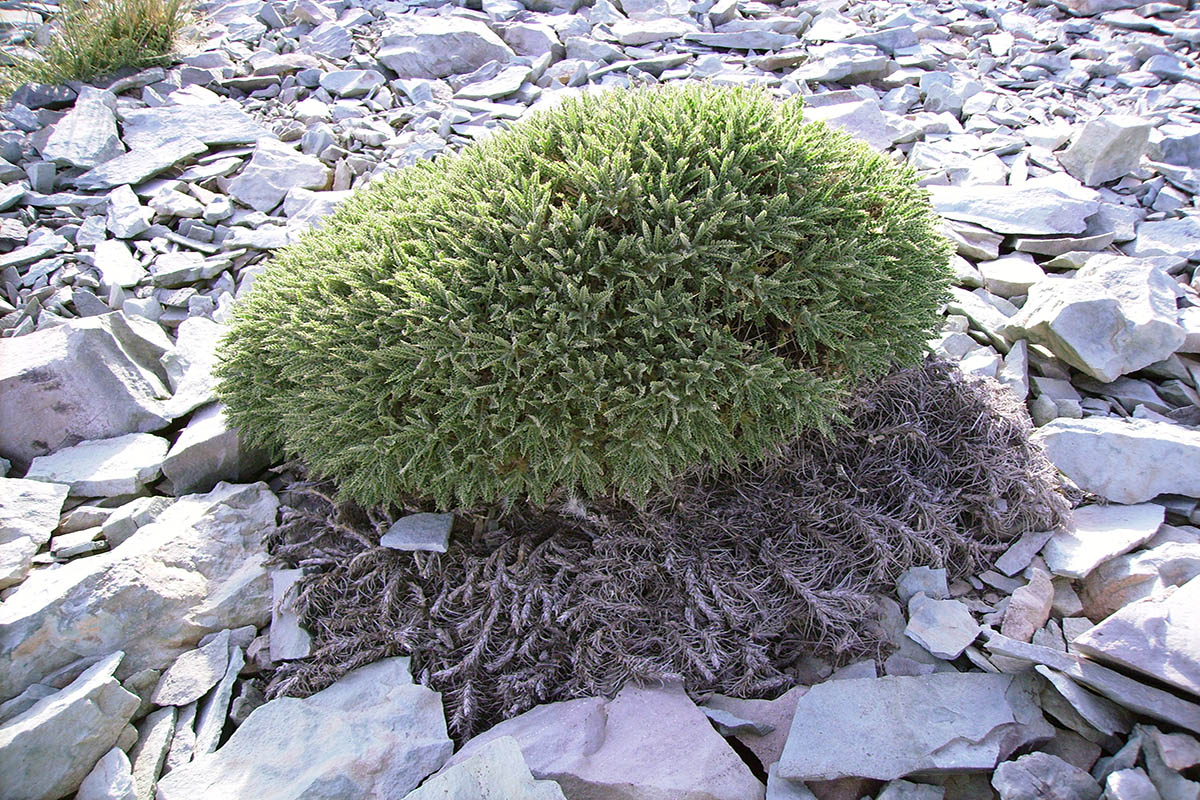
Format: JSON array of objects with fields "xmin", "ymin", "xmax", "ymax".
[{"xmin": 1, "ymin": 0, "xmax": 1200, "ymax": 796}]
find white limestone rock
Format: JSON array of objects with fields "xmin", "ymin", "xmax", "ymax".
[
  {"xmin": 0, "ymin": 482, "xmax": 277, "ymax": 704},
  {"xmin": 776, "ymin": 673, "xmax": 1052, "ymax": 782},
  {"xmin": 444, "ymin": 682, "xmax": 764, "ymax": 800},
  {"xmin": 227, "ymin": 138, "xmax": 331, "ymax": 213},
  {"xmin": 0, "ymin": 312, "xmax": 172, "ymax": 470},
  {"xmin": 41, "ymin": 87, "xmax": 124, "ymax": 169},
  {"xmin": 1000, "ymin": 256, "xmax": 1185, "ymax": 383},
  {"xmin": 162, "ymin": 317, "xmax": 224, "ymax": 420},
  {"xmin": 404, "ymin": 736, "xmax": 566, "ymax": 800},
  {"xmin": 25, "ymin": 433, "xmax": 168, "ymax": 497},
  {"xmin": 379, "ymin": 16, "xmax": 515, "ymax": 79},
  {"xmin": 0, "ymin": 652, "xmax": 140, "ymax": 800},
  {"xmin": 92, "ymin": 240, "xmax": 147, "ymax": 289},
  {"xmin": 381, "ymin": 512, "xmax": 454, "ymax": 553},
  {"xmin": 1080, "ymin": 542, "xmax": 1200, "ymax": 620},
  {"xmin": 269, "ymin": 569, "xmax": 312, "ymax": 661},
  {"xmin": 118, "ymin": 102, "xmax": 268, "ymax": 150},
  {"xmin": 151, "ymin": 630, "xmax": 231, "ymax": 707},
  {"xmin": 156, "ymin": 657, "xmax": 453, "ymax": 800},
  {"xmin": 76, "ymin": 746, "xmax": 137, "ymax": 800},
  {"xmin": 1073, "ymin": 576, "xmax": 1200, "ymax": 697},
  {"xmin": 162, "ymin": 403, "xmax": 269, "ymax": 496},
  {"xmin": 928, "ymin": 184, "xmax": 1099, "ymax": 236},
  {"xmin": 1033, "ymin": 418, "xmax": 1200, "ymax": 504},
  {"xmin": 0, "ymin": 477, "xmax": 69, "ymax": 589},
  {"xmin": 905, "ymin": 594, "xmax": 980, "ymax": 659},
  {"xmin": 1057, "ymin": 116, "xmax": 1152, "ymax": 187},
  {"xmin": 990, "ymin": 752, "xmax": 1101, "ymax": 800},
  {"xmin": 1043, "ymin": 503, "xmax": 1164, "ymax": 580}
]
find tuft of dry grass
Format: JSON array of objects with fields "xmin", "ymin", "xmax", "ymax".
[{"xmin": 1, "ymin": 0, "xmax": 189, "ymax": 98}]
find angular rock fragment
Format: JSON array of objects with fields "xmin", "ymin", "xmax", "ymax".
[
  {"xmin": 1002, "ymin": 568, "xmax": 1054, "ymax": 643},
  {"xmin": 928, "ymin": 185, "xmax": 1098, "ymax": 235},
  {"xmin": 0, "ymin": 652, "xmax": 140, "ymax": 800},
  {"xmin": 380, "ymin": 512, "xmax": 454, "ymax": 553},
  {"xmin": 1033, "ymin": 418, "xmax": 1200, "ymax": 504},
  {"xmin": 1043, "ymin": 504, "xmax": 1164, "ymax": 580},
  {"xmin": 0, "ymin": 478, "xmax": 69, "ymax": 589},
  {"xmin": 129, "ymin": 705, "xmax": 175, "ymax": 800},
  {"xmin": 0, "ymin": 483, "xmax": 277, "ymax": 703},
  {"xmin": 151, "ymin": 630, "xmax": 231, "ymax": 707},
  {"xmin": 991, "ymin": 752, "xmax": 1101, "ymax": 800},
  {"xmin": 1057, "ymin": 116, "xmax": 1152, "ymax": 187},
  {"xmin": 445, "ymin": 683, "xmax": 764, "ymax": 800},
  {"xmin": 227, "ymin": 138, "xmax": 331, "ymax": 213},
  {"xmin": 1073, "ymin": 576, "xmax": 1200, "ymax": 697},
  {"xmin": 776, "ymin": 673, "xmax": 1052, "ymax": 782},
  {"xmin": 1080, "ymin": 542, "xmax": 1200, "ymax": 620},
  {"xmin": 25, "ymin": 432, "xmax": 168, "ymax": 497},
  {"xmin": 76, "ymin": 746, "xmax": 137, "ymax": 800},
  {"xmin": 155, "ymin": 657, "xmax": 453, "ymax": 800},
  {"xmin": 379, "ymin": 16, "xmax": 515, "ymax": 79},
  {"xmin": 701, "ymin": 687, "xmax": 806, "ymax": 769},
  {"xmin": 269, "ymin": 570, "xmax": 311, "ymax": 661},
  {"xmin": 405, "ymin": 736, "xmax": 567, "ymax": 799},
  {"xmin": 118, "ymin": 103, "xmax": 267, "ymax": 150},
  {"xmin": 0, "ymin": 312, "xmax": 172, "ymax": 470},
  {"xmin": 74, "ymin": 136, "xmax": 208, "ymax": 191},
  {"xmin": 162, "ymin": 403, "xmax": 268, "ymax": 495},
  {"xmin": 905, "ymin": 594, "xmax": 979, "ymax": 659},
  {"xmin": 41, "ymin": 87, "xmax": 124, "ymax": 169}
]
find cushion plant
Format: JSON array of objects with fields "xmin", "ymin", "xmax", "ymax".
[{"xmin": 216, "ymin": 83, "xmax": 953, "ymax": 509}]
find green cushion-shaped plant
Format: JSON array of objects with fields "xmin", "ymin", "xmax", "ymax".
[{"xmin": 216, "ymin": 83, "xmax": 953, "ymax": 509}]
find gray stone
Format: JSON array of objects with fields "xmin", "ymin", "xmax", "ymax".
[
  {"xmin": 803, "ymin": 100, "xmax": 904, "ymax": 152},
  {"xmin": 445, "ymin": 682, "xmax": 763, "ymax": 800},
  {"xmin": 1035, "ymin": 667, "xmax": 1134, "ymax": 737},
  {"xmin": 0, "ymin": 684, "xmax": 55, "ymax": 725},
  {"xmin": 905, "ymin": 594, "xmax": 979, "ymax": 660},
  {"xmin": 25, "ymin": 433, "xmax": 168, "ymax": 497},
  {"xmin": 319, "ymin": 69, "xmax": 386, "ymax": 98},
  {"xmin": 1043, "ymin": 503, "xmax": 1164, "ymax": 580},
  {"xmin": 701, "ymin": 687, "xmax": 806, "ymax": 770},
  {"xmin": 101, "ymin": 496, "xmax": 173, "ymax": 548},
  {"xmin": 156, "ymin": 657, "xmax": 453, "ymax": 800},
  {"xmin": 405, "ymin": 736, "xmax": 567, "ymax": 799},
  {"xmin": 0, "ymin": 482, "xmax": 277, "ymax": 703},
  {"xmin": 685, "ymin": 29, "xmax": 797, "ymax": 49},
  {"xmin": 76, "ymin": 746, "xmax": 137, "ymax": 800},
  {"xmin": 129, "ymin": 706, "xmax": 175, "ymax": 800},
  {"xmin": 611, "ymin": 18, "xmax": 690, "ymax": 45},
  {"xmin": 499, "ymin": 22, "xmax": 560, "ymax": 58},
  {"xmin": 1104, "ymin": 769, "xmax": 1162, "ymax": 800},
  {"xmin": 1141, "ymin": 725, "xmax": 1200, "ymax": 800},
  {"xmin": 765, "ymin": 765, "xmax": 817, "ymax": 800},
  {"xmin": 192, "ymin": 645, "xmax": 243, "ymax": 756},
  {"xmin": 93, "ymin": 240, "xmax": 146, "ymax": 288},
  {"xmin": 379, "ymin": 16, "xmax": 515, "ymax": 79},
  {"xmin": 0, "ymin": 312, "xmax": 172, "ymax": 469},
  {"xmin": 162, "ymin": 317, "xmax": 224, "ymax": 419},
  {"xmin": 995, "ymin": 531, "xmax": 1054, "ymax": 577},
  {"xmin": 1124, "ymin": 216, "xmax": 1200, "ymax": 261},
  {"xmin": 991, "ymin": 752, "xmax": 1101, "ymax": 800},
  {"xmin": 270, "ymin": 569, "xmax": 312, "ymax": 661},
  {"xmin": 1001, "ymin": 568, "xmax": 1054, "ymax": 643},
  {"xmin": 300, "ymin": 21, "xmax": 352, "ymax": 59},
  {"xmin": 776, "ymin": 672, "xmax": 1052, "ymax": 782},
  {"xmin": 75, "ymin": 136, "xmax": 208, "ymax": 191},
  {"xmin": 978, "ymin": 253, "xmax": 1045, "ymax": 298},
  {"xmin": 381, "ymin": 512, "xmax": 454, "ymax": 553},
  {"xmin": 42, "ymin": 87, "xmax": 124, "ymax": 169},
  {"xmin": 1001, "ymin": 257, "xmax": 1185, "ymax": 383},
  {"xmin": 151, "ymin": 630, "xmax": 231, "ymax": 707},
  {"xmin": 164, "ymin": 701, "xmax": 197, "ymax": 773},
  {"xmin": 1032, "ymin": 418, "xmax": 1200, "ymax": 505},
  {"xmin": 701, "ymin": 705, "xmax": 775, "ymax": 737},
  {"xmin": 791, "ymin": 43, "xmax": 888, "ymax": 82},
  {"xmin": 1155, "ymin": 124, "xmax": 1200, "ymax": 169},
  {"xmin": 0, "ymin": 652, "xmax": 140, "ymax": 800},
  {"xmin": 456, "ymin": 65, "xmax": 533, "ymax": 100},
  {"xmin": 896, "ymin": 566, "xmax": 949, "ymax": 605},
  {"xmin": 0, "ymin": 477, "xmax": 69, "ymax": 589},
  {"xmin": 928, "ymin": 185, "xmax": 1099, "ymax": 236},
  {"xmin": 282, "ymin": 187, "xmax": 351, "ymax": 230},
  {"xmin": 1081, "ymin": 542, "xmax": 1200, "ymax": 621},
  {"xmin": 1058, "ymin": 116, "xmax": 1152, "ymax": 187},
  {"xmin": 107, "ymin": 185, "xmax": 152, "ymax": 239},
  {"xmin": 227, "ymin": 138, "xmax": 331, "ymax": 213},
  {"xmin": 876, "ymin": 780, "xmax": 945, "ymax": 800},
  {"xmin": 162, "ymin": 403, "xmax": 268, "ymax": 495},
  {"xmin": 1074, "ymin": 576, "xmax": 1200, "ymax": 697}
]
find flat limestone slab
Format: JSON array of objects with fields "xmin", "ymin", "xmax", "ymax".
[
  {"xmin": 777, "ymin": 673, "xmax": 1051, "ymax": 782},
  {"xmin": 1044, "ymin": 503, "xmax": 1164, "ymax": 580},
  {"xmin": 25, "ymin": 433, "xmax": 168, "ymax": 497}
]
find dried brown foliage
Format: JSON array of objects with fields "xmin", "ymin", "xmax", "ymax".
[{"xmin": 264, "ymin": 358, "xmax": 1070, "ymax": 742}]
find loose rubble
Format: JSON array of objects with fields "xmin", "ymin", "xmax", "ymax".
[{"xmin": 3, "ymin": 0, "xmax": 1200, "ymax": 795}]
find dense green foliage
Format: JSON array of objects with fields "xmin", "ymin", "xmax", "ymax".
[
  {"xmin": 1, "ymin": 0, "xmax": 188, "ymax": 98},
  {"xmin": 217, "ymin": 84, "xmax": 953, "ymax": 509}
]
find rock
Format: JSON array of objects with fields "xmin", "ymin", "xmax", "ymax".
[
  {"xmin": 269, "ymin": 569, "xmax": 312, "ymax": 661},
  {"xmin": 381, "ymin": 512, "xmax": 454, "ymax": 553},
  {"xmin": 379, "ymin": 17, "xmax": 515, "ymax": 79},
  {"xmin": 1057, "ymin": 116, "xmax": 1152, "ymax": 187},
  {"xmin": 1124, "ymin": 215, "xmax": 1200, "ymax": 261},
  {"xmin": 405, "ymin": 736, "xmax": 567, "ymax": 799},
  {"xmin": 995, "ymin": 531, "xmax": 1054, "ymax": 577},
  {"xmin": 0, "ymin": 312, "xmax": 172, "ymax": 470},
  {"xmin": 300, "ymin": 21, "xmax": 352, "ymax": 59},
  {"xmin": 319, "ymin": 69, "xmax": 386, "ymax": 99},
  {"xmin": 0, "ymin": 478, "xmax": 69, "ymax": 589},
  {"xmin": 1043, "ymin": 504, "xmax": 1164, "ymax": 580},
  {"xmin": 0, "ymin": 482, "xmax": 277, "ymax": 703},
  {"xmin": 702, "ymin": 687, "xmax": 807, "ymax": 769},
  {"xmin": 1080, "ymin": 542, "xmax": 1200, "ymax": 620},
  {"xmin": 41, "ymin": 87, "xmax": 124, "ymax": 169},
  {"xmin": 445, "ymin": 682, "xmax": 764, "ymax": 800},
  {"xmin": 1032, "ymin": 418, "xmax": 1200, "ymax": 505},
  {"xmin": 106, "ymin": 185, "xmax": 152, "ymax": 239},
  {"xmin": 1141, "ymin": 724, "xmax": 1200, "ymax": 800},
  {"xmin": 1000, "ymin": 257, "xmax": 1184, "ymax": 383},
  {"xmin": 119, "ymin": 102, "xmax": 266, "ymax": 150},
  {"xmin": 1103, "ymin": 768, "xmax": 1162, "ymax": 800},
  {"xmin": 978, "ymin": 253, "xmax": 1046, "ymax": 298},
  {"xmin": 876, "ymin": 780, "xmax": 945, "ymax": 800},
  {"xmin": 25, "ymin": 432, "xmax": 168, "ymax": 497},
  {"xmin": 92, "ymin": 240, "xmax": 147, "ymax": 288},
  {"xmin": 162, "ymin": 317, "xmax": 224, "ymax": 419},
  {"xmin": 776, "ymin": 672, "xmax": 1052, "ymax": 782},
  {"xmin": 162, "ymin": 403, "xmax": 268, "ymax": 495},
  {"xmin": 991, "ymin": 752, "xmax": 1101, "ymax": 800},
  {"xmin": 156, "ymin": 657, "xmax": 453, "ymax": 800},
  {"xmin": 610, "ymin": 18, "xmax": 690, "ymax": 45},
  {"xmin": 75, "ymin": 136, "xmax": 208, "ymax": 191},
  {"xmin": 0, "ymin": 652, "xmax": 140, "ymax": 800},
  {"xmin": 1073, "ymin": 576, "xmax": 1200, "ymax": 697},
  {"xmin": 192, "ymin": 645, "xmax": 243, "ymax": 756},
  {"xmin": 928, "ymin": 185, "xmax": 1099, "ymax": 236},
  {"xmin": 1035, "ymin": 666, "xmax": 1134, "ymax": 737},
  {"xmin": 164, "ymin": 701, "xmax": 196, "ymax": 773},
  {"xmin": 1002, "ymin": 568, "xmax": 1054, "ymax": 643},
  {"xmin": 684, "ymin": 30, "xmax": 798, "ymax": 50},
  {"xmin": 905, "ymin": 594, "xmax": 980, "ymax": 659},
  {"xmin": 76, "ymin": 746, "xmax": 137, "ymax": 800},
  {"xmin": 282, "ymin": 187, "xmax": 351, "ymax": 230},
  {"xmin": 129, "ymin": 706, "xmax": 175, "ymax": 800},
  {"xmin": 803, "ymin": 100, "xmax": 904, "ymax": 152},
  {"xmin": 766, "ymin": 766, "xmax": 817, "ymax": 800},
  {"xmin": 151, "ymin": 630, "xmax": 231, "ymax": 707},
  {"xmin": 227, "ymin": 138, "xmax": 331, "ymax": 213},
  {"xmin": 896, "ymin": 566, "xmax": 949, "ymax": 605},
  {"xmin": 101, "ymin": 496, "xmax": 172, "ymax": 549}
]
